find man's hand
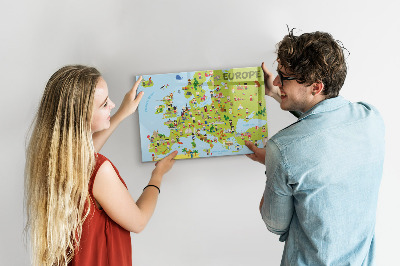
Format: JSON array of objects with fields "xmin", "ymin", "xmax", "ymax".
[
  {"xmin": 245, "ymin": 141, "xmax": 266, "ymax": 165},
  {"xmin": 262, "ymin": 62, "xmax": 281, "ymax": 103}
]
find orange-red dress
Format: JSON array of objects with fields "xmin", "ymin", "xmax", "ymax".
[{"xmin": 69, "ymin": 153, "xmax": 132, "ymax": 266}]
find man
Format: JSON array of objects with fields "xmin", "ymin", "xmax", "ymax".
[{"xmin": 245, "ymin": 31, "xmax": 385, "ymax": 265}]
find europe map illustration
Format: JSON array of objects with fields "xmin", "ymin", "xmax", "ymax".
[{"xmin": 136, "ymin": 67, "xmax": 268, "ymax": 162}]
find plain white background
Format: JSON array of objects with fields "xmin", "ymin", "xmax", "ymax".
[{"xmin": 1, "ymin": 0, "xmax": 399, "ymax": 265}]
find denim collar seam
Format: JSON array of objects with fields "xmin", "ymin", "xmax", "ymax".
[
  {"xmin": 278, "ymin": 116, "xmax": 365, "ymax": 150},
  {"xmin": 298, "ymin": 98, "xmax": 350, "ymax": 121}
]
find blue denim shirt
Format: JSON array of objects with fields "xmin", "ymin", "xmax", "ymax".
[{"xmin": 261, "ymin": 96, "xmax": 385, "ymax": 266}]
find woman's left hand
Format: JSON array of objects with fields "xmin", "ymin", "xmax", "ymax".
[{"xmin": 116, "ymin": 76, "xmax": 144, "ymax": 119}]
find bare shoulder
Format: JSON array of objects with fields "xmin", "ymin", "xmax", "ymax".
[
  {"xmin": 96, "ymin": 160, "xmax": 117, "ymax": 179},
  {"xmin": 93, "ymin": 160, "xmax": 127, "ymax": 199},
  {"xmin": 91, "ymin": 159, "xmax": 139, "ymax": 232}
]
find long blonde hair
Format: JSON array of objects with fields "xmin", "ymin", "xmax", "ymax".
[{"xmin": 25, "ymin": 65, "xmax": 101, "ymax": 265}]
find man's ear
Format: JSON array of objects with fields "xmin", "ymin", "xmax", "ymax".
[{"xmin": 312, "ymin": 82, "xmax": 324, "ymax": 96}]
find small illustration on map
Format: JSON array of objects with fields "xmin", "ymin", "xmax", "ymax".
[{"xmin": 136, "ymin": 67, "xmax": 268, "ymax": 162}]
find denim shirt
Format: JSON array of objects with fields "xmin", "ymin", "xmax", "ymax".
[{"xmin": 261, "ymin": 96, "xmax": 385, "ymax": 266}]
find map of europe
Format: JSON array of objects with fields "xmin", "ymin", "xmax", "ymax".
[{"xmin": 136, "ymin": 67, "xmax": 267, "ymax": 162}]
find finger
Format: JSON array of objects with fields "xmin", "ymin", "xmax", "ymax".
[
  {"xmin": 134, "ymin": 90, "xmax": 144, "ymax": 104},
  {"xmin": 246, "ymin": 153, "xmax": 257, "ymax": 161},
  {"xmin": 163, "ymin": 150, "xmax": 177, "ymax": 161},
  {"xmin": 167, "ymin": 150, "xmax": 178, "ymax": 160},
  {"xmin": 131, "ymin": 76, "xmax": 143, "ymax": 95},
  {"xmin": 261, "ymin": 62, "xmax": 272, "ymax": 77},
  {"xmin": 244, "ymin": 141, "xmax": 257, "ymax": 152}
]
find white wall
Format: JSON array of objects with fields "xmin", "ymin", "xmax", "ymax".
[{"xmin": 1, "ymin": 0, "xmax": 399, "ymax": 265}]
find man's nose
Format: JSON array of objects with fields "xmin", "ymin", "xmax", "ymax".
[{"xmin": 273, "ymin": 75, "xmax": 280, "ymax": 87}]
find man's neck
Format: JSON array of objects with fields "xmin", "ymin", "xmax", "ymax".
[{"xmin": 301, "ymin": 95, "xmax": 327, "ymax": 113}]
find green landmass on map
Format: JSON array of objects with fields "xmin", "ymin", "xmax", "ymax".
[
  {"xmin": 141, "ymin": 77, "xmax": 154, "ymax": 88},
  {"xmin": 144, "ymin": 67, "xmax": 267, "ymax": 161}
]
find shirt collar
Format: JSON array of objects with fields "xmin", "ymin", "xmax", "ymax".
[{"xmin": 298, "ymin": 95, "xmax": 350, "ymax": 121}]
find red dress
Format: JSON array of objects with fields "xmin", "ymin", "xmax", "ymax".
[{"xmin": 69, "ymin": 153, "xmax": 132, "ymax": 266}]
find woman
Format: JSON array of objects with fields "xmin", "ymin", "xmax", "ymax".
[{"xmin": 25, "ymin": 65, "xmax": 177, "ymax": 265}]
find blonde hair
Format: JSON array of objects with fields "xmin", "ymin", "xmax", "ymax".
[{"xmin": 25, "ymin": 65, "xmax": 101, "ymax": 265}]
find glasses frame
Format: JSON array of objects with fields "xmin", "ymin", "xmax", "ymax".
[{"xmin": 277, "ymin": 70, "xmax": 297, "ymax": 86}]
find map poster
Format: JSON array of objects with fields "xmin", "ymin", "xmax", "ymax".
[{"xmin": 136, "ymin": 67, "xmax": 268, "ymax": 162}]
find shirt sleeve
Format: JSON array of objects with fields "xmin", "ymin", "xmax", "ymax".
[{"xmin": 260, "ymin": 139, "xmax": 294, "ymax": 241}]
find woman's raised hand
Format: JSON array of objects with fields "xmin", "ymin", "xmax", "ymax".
[{"xmin": 116, "ymin": 76, "xmax": 144, "ymax": 119}]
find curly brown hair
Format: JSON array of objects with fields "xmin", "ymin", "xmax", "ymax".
[{"xmin": 277, "ymin": 30, "xmax": 348, "ymax": 98}]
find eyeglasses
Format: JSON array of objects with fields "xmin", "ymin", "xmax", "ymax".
[{"xmin": 277, "ymin": 70, "xmax": 297, "ymax": 86}]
